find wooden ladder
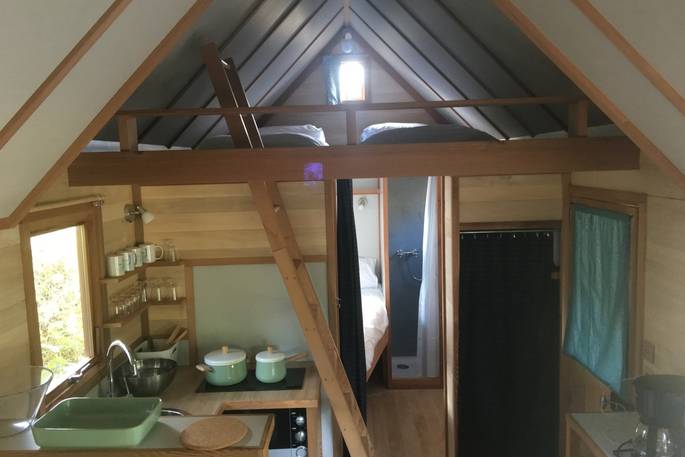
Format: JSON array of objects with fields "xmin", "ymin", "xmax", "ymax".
[{"xmin": 201, "ymin": 43, "xmax": 373, "ymax": 457}]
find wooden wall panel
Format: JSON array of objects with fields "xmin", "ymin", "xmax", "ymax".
[
  {"xmin": 0, "ymin": 227, "xmax": 30, "ymax": 371},
  {"xmin": 460, "ymin": 174, "xmax": 562, "ymax": 223},
  {"xmin": 141, "ymin": 182, "xmax": 326, "ymax": 259},
  {"xmin": 0, "ymin": 171, "xmax": 138, "ymax": 370}
]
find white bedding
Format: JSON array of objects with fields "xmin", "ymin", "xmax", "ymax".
[{"xmin": 361, "ymin": 286, "xmax": 389, "ymax": 372}]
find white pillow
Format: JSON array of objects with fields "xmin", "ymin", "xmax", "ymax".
[
  {"xmin": 259, "ymin": 125, "xmax": 329, "ymax": 146},
  {"xmin": 359, "ymin": 122, "xmax": 427, "ymax": 143},
  {"xmin": 359, "ymin": 257, "xmax": 379, "ymax": 289}
]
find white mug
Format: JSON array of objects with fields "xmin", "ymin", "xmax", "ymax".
[
  {"xmin": 132, "ymin": 246, "xmax": 145, "ymax": 268},
  {"xmin": 106, "ymin": 254, "xmax": 126, "ymax": 277},
  {"xmin": 119, "ymin": 250, "xmax": 137, "ymax": 272},
  {"xmin": 138, "ymin": 243, "xmax": 164, "ymax": 264}
]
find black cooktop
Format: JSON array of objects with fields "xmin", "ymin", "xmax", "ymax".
[{"xmin": 196, "ymin": 368, "xmax": 306, "ymax": 393}]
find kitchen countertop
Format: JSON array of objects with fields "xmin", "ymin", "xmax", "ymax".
[
  {"xmin": 567, "ymin": 412, "xmax": 638, "ymax": 457},
  {"xmin": 161, "ymin": 364, "xmax": 320, "ymax": 414},
  {"xmin": 0, "ymin": 415, "xmax": 274, "ymax": 456}
]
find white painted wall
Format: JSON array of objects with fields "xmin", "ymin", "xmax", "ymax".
[
  {"xmin": 590, "ymin": 0, "xmax": 685, "ymax": 98},
  {"xmin": 511, "ymin": 0, "xmax": 685, "ymax": 175},
  {"xmin": 193, "ymin": 263, "xmax": 327, "ymax": 356},
  {"xmin": 354, "ymin": 193, "xmax": 380, "ymax": 263},
  {"xmin": 0, "ymin": 0, "xmax": 112, "ymax": 126},
  {"xmin": 0, "ymin": 0, "xmax": 198, "ymax": 218},
  {"xmin": 193, "ymin": 262, "xmax": 332, "ymax": 455}
]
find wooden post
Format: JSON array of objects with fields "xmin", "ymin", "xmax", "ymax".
[
  {"xmin": 117, "ymin": 116, "xmax": 139, "ymax": 153},
  {"xmin": 117, "ymin": 114, "xmax": 150, "ymax": 343},
  {"xmin": 202, "ymin": 43, "xmax": 373, "ymax": 457},
  {"xmin": 346, "ymin": 110, "xmax": 358, "ymax": 145},
  {"xmin": 444, "ymin": 177, "xmax": 460, "ymax": 457},
  {"xmin": 558, "ymin": 173, "xmax": 571, "ymax": 456},
  {"xmin": 567, "ymin": 100, "xmax": 588, "ymax": 137}
]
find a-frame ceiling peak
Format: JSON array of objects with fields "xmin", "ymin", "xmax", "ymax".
[{"xmin": 98, "ymin": 0, "xmax": 594, "ymax": 146}]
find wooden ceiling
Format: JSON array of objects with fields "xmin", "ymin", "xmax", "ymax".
[{"xmin": 97, "ymin": 0, "xmax": 602, "ymax": 146}]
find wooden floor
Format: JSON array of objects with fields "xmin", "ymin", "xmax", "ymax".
[{"xmin": 367, "ymin": 383, "xmax": 445, "ymax": 457}]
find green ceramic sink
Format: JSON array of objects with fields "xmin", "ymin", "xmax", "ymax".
[{"xmin": 31, "ymin": 397, "xmax": 161, "ymax": 449}]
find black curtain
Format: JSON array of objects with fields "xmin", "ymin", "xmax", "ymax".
[
  {"xmin": 337, "ymin": 179, "xmax": 367, "ymax": 449},
  {"xmin": 458, "ymin": 231, "xmax": 559, "ymax": 457}
]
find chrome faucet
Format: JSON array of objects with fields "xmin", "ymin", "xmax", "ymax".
[{"xmin": 107, "ymin": 340, "xmax": 138, "ymax": 397}]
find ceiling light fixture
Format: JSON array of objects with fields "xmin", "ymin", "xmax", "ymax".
[{"xmin": 341, "ymin": 31, "xmax": 354, "ymax": 54}]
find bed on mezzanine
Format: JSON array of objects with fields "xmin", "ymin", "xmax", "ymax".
[{"xmin": 357, "ymin": 122, "xmax": 498, "ymax": 380}]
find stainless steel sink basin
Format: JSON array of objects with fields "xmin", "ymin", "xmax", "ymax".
[{"xmin": 114, "ymin": 358, "xmax": 177, "ymax": 397}]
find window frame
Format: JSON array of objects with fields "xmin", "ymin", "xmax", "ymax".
[
  {"xmin": 337, "ymin": 55, "xmax": 370, "ymax": 104},
  {"xmin": 20, "ymin": 202, "xmax": 105, "ymax": 404},
  {"xmin": 566, "ymin": 185, "xmax": 646, "ymax": 383}
]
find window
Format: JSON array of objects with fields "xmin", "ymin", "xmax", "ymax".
[
  {"xmin": 30, "ymin": 226, "xmax": 92, "ymax": 387},
  {"xmin": 564, "ymin": 204, "xmax": 631, "ymax": 394},
  {"xmin": 338, "ymin": 60, "xmax": 366, "ymax": 103},
  {"xmin": 562, "ymin": 186, "xmax": 646, "ymax": 398},
  {"xmin": 21, "ymin": 203, "xmax": 103, "ymax": 397}
]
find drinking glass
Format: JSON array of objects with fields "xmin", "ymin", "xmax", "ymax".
[
  {"xmin": 162, "ymin": 239, "xmax": 178, "ymax": 263},
  {"xmin": 656, "ymin": 428, "xmax": 674, "ymax": 457},
  {"xmin": 111, "ymin": 296, "xmax": 124, "ymax": 317},
  {"xmin": 149, "ymin": 279, "xmax": 164, "ymax": 302},
  {"xmin": 164, "ymin": 277, "xmax": 178, "ymax": 302},
  {"xmin": 135, "ymin": 280, "xmax": 148, "ymax": 303}
]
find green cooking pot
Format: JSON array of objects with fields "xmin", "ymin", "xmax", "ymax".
[
  {"xmin": 196, "ymin": 346, "xmax": 247, "ymax": 386},
  {"xmin": 255, "ymin": 347, "xmax": 287, "ymax": 384}
]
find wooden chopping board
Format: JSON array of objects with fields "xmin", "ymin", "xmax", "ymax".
[{"xmin": 180, "ymin": 417, "xmax": 249, "ymax": 450}]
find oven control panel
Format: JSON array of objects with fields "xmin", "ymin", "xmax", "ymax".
[{"xmin": 224, "ymin": 408, "xmax": 307, "ymax": 457}]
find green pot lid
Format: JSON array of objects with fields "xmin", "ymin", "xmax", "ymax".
[
  {"xmin": 204, "ymin": 346, "xmax": 246, "ymax": 366},
  {"xmin": 256, "ymin": 346, "xmax": 286, "ymax": 363}
]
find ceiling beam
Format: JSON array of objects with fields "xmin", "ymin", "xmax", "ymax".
[
  {"xmin": 343, "ymin": 0, "xmax": 352, "ymax": 25},
  {"xmin": 68, "ymin": 137, "xmax": 639, "ymax": 187},
  {"xmin": 0, "ymin": 0, "xmax": 131, "ymax": 152},
  {"xmin": 495, "ymin": 0, "xmax": 685, "ymax": 191}
]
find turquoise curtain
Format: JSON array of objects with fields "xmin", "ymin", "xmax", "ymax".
[{"xmin": 564, "ymin": 204, "xmax": 631, "ymax": 394}]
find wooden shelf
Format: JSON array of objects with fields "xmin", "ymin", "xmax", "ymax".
[
  {"xmin": 100, "ymin": 266, "xmax": 144, "ymax": 284},
  {"xmin": 147, "ymin": 260, "xmax": 186, "ymax": 268},
  {"xmin": 148, "ymin": 298, "xmax": 187, "ymax": 307},
  {"xmin": 100, "ymin": 260, "xmax": 185, "ymax": 284},
  {"xmin": 103, "ymin": 302, "xmax": 151, "ymax": 328}
]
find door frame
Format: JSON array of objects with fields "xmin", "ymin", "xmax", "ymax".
[
  {"xmin": 452, "ymin": 217, "xmax": 562, "ymax": 457},
  {"xmin": 381, "ymin": 176, "xmax": 445, "ymax": 389}
]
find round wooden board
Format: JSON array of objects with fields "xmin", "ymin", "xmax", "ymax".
[{"xmin": 180, "ymin": 417, "xmax": 249, "ymax": 451}]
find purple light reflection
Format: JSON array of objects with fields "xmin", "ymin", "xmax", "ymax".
[{"xmin": 303, "ymin": 162, "xmax": 323, "ymax": 186}]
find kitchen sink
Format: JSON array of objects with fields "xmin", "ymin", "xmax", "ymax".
[
  {"xmin": 32, "ymin": 397, "xmax": 161, "ymax": 448},
  {"xmin": 109, "ymin": 358, "xmax": 177, "ymax": 397}
]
